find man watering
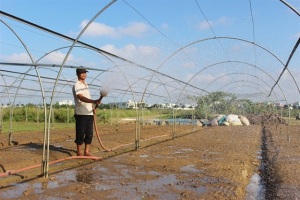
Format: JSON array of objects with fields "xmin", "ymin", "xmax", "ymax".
[{"xmin": 72, "ymin": 67, "xmax": 101, "ymax": 156}]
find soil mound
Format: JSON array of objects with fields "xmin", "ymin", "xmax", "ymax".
[{"xmin": 246, "ymin": 113, "xmax": 286, "ymax": 126}]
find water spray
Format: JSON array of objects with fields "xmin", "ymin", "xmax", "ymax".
[
  {"xmin": 99, "ymin": 89, "xmax": 108, "ymax": 100},
  {"xmin": 95, "ymin": 89, "xmax": 109, "ymax": 109}
]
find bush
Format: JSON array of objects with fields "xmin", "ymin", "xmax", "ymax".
[
  {"xmin": 1, "ymin": 107, "xmax": 75, "ymax": 123},
  {"xmin": 13, "ymin": 108, "xmax": 26, "ymax": 122},
  {"xmin": 95, "ymin": 112, "xmax": 110, "ymax": 123}
]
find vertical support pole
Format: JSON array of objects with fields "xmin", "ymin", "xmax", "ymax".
[
  {"xmin": 172, "ymin": 108, "xmax": 176, "ymax": 139},
  {"xmin": 67, "ymin": 106, "xmax": 69, "ymax": 123},
  {"xmin": 135, "ymin": 105, "xmax": 140, "ymax": 150},
  {"xmin": 25, "ymin": 105, "xmax": 28, "ymax": 122},
  {"xmin": 192, "ymin": 107, "xmax": 195, "ymax": 132},
  {"xmin": 37, "ymin": 105, "xmax": 39, "ymax": 124},
  {"xmin": 51, "ymin": 107, "xmax": 54, "ymax": 130},
  {"xmin": 0, "ymin": 106, "xmax": 2, "ymax": 133},
  {"xmin": 8, "ymin": 103, "xmax": 13, "ymax": 146}
]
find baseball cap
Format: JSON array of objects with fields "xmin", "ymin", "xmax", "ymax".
[{"xmin": 76, "ymin": 67, "xmax": 88, "ymax": 74}]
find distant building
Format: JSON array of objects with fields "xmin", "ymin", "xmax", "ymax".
[
  {"xmin": 274, "ymin": 102, "xmax": 284, "ymax": 108},
  {"xmin": 161, "ymin": 103, "xmax": 176, "ymax": 109},
  {"xmin": 293, "ymin": 101, "xmax": 300, "ymax": 108},
  {"xmin": 59, "ymin": 100, "xmax": 73, "ymax": 106},
  {"xmin": 109, "ymin": 100, "xmax": 145, "ymax": 109},
  {"xmin": 0, "ymin": 104, "xmax": 9, "ymax": 108}
]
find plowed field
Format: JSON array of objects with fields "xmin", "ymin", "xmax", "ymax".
[{"xmin": 0, "ymin": 121, "xmax": 300, "ymax": 199}]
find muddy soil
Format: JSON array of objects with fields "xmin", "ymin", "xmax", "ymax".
[{"xmin": 0, "ymin": 121, "xmax": 300, "ymax": 199}]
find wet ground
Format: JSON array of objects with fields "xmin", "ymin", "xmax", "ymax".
[{"xmin": 0, "ymin": 121, "xmax": 300, "ymax": 199}]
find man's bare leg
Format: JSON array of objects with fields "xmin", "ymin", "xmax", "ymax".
[
  {"xmin": 77, "ymin": 144, "xmax": 83, "ymax": 156},
  {"xmin": 84, "ymin": 144, "xmax": 92, "ymax": 156}
]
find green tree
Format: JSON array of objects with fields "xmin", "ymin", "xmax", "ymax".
[{"xmin": 196, "ymin": 92, "xmax": 237, "ymax": 118}]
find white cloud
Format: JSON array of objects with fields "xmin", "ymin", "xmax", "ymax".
[
  {"xmin": 229, "ymin": 42, "xmax": 251, "ymax": 53},
  {"xmin": 198, "ymin": 21, "xmax": 212, "ymax": 30},
  {"xmin": 80, "ymin": 20, "xmax": 149, "ymax": 38},
  {"xmin": 218, "ymin": 16, "xmax": 231, "ymax": 25},
  {"xmin": 1, "ymin": 52, "xmax": 77, "ymax": 66},
  {"xmin": 185, "ymin": 71, "xmax": 233, "ymax": 87},
  {"xmin": 42, "ymin": 51, "xmax": 75, "ymax": 64},
  {"xmin": 161, "ymin": 23, "xmax": 169, "ymax": 30},
  {"xmin": 80, "ymin": 20, "xmax": 117, "ymax": 37},
  {"xmin": 186, "ymin": 72, "xmax": 215, "ymax": 83},
  {"xmin": 183, "ymin": 62, "xmax": 195, "ymax": 68},
  {"xmin": 120, "ymin": 22, "xmax": 148, "ymax": 37},
  {"xmin": 197, "ymin": 16, "xmax": 232, "ymax": 30},
  {"xmin": 1, "ymin": 52, "xmax": 32, "ymax": 63},
  {"xmin": 101, "ymin": 44, "xmax": 160, "ymax": 60},
  {"xmin": 138, "ymin": 45, "xmax": 160, "ymax": 55}
]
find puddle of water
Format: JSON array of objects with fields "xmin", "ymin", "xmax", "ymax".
[
  {"xmin": 138, "ymin": 171, "xmax": 161, "ymax": 176},
  {"xmin": 174, "ymin": 148, "xmax": 195, "ymax": 154},
  {"xmin": 180, "ymin": 164, "xmax": 204, "ymax": 173},
  {"xmin": 154, "ymin": 155, "xmax": 174, "ymax": 159},
  {"xmin": 102, "ymin": 174, "xmax": 178, "ymax": 199},
  {"xmin": 256, "ymin": 150, "xmax": 262, "ymax": 160},
  {"xmin": 92, "ymin": 166, "xmax": 110, "ymax": 172},
  {"xmin": 95, "ymin": 183, "xmax": 115, "ymax": 191},
  {"xmin": 201, "ymin": 176, "xmax": 232, "ymax": 184},
  {"xmin": 92, "ymin": 164, "xmax": 134, "ymax": 180},
  {"xmin": 0, "ymin": 159, "xmax": 229, "ymax": 200},
  {"xmin": 0, "ymin": 183, "xmax": 30, "ymax": 198},
  {"xmin": 201, "ymin": 151, "xmax": 224, "ymax": 161},
  {"xmin": 0, "ymin": 181, "xmax": 63, "ymax": 198},
  {"xmin": 15, "ymin": 148, "xmax": 37, "ymax": 151},
  {"xmin": 139, "ymin": 154, "xmax": 149, "ymax": 158},
  {"xmin": 245, "ymin": 173, "xmax": 265, "ymax": 200},
  {"xmin": 245, "ymin": 149, "xmax": 264, "ymax": 200},
  {"xmin": 181, "ymin": 148, "xmax": 194, "ymax": 152},
  {"xmin": 104, "ymin": 174, "xmax": 206, "ymax": 199},
  {"xmin": 1, "ymin": 148, "xmax": 258, "ymax": 199}
]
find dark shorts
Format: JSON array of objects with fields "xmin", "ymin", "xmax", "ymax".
[{"xmin": 74, "ymin": 115, "xmax": 94, "ymax": 145}]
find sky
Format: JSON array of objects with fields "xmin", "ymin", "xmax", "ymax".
[{"xmin": 0, "ymin": 0, "xmax": 300, "ymax": 106}]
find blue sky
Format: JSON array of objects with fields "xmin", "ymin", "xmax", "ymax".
[{"xmin": 0, "ymin": 0, "xmax": 300, "ymax": 105}]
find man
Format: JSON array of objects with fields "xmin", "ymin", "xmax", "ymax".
[{"xmin": 72, "ymin": 67, "xmax": 101, "ymax": 156}]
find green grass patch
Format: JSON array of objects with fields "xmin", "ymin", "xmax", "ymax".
[
  {"xmin": 283, "ymin": 117, "xmax": 300, "ymax": 126},
  {"xmin": 0, "ymin": 121, "xmax": 74, "ymax": 134}
]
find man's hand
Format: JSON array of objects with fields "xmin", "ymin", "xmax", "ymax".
[{"xmin": 93, "ymin": 99, "xmax": 102, "ymax": 113}]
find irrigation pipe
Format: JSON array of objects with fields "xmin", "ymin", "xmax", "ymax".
[
  {"xmin": 93, "ymin": 115, "xmax": 113, "ymax": 152},
  {"xmin": 93, "ymin": 103, "xmax": 175, "ymax": 152},
  {"xmin": 93, "ymin": 107, "xmax": 139, "ymax": 152}
]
